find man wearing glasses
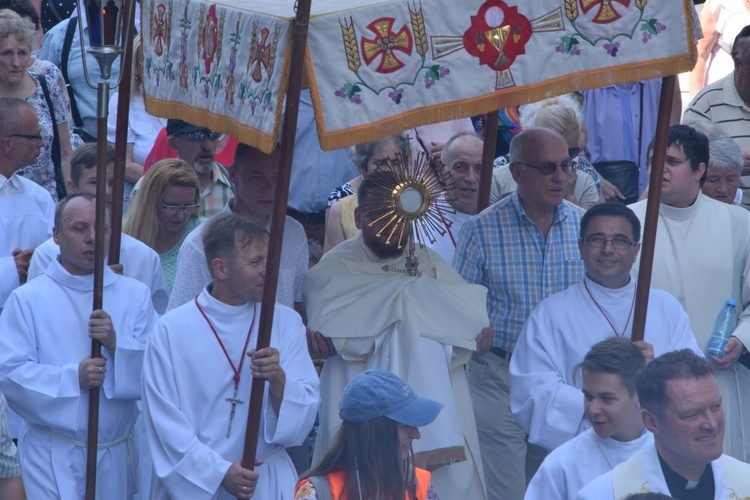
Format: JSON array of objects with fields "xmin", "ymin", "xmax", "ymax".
[
  {"xmin": 509, "ymin": 203, "xmax": 701, "ymax": 456},
  {"xmin": 629, "ymin": 124, "xmax": 750, "ymax": 464},
  {"xmin": 0, "ymin": 98, "xmax": 52, "ymax": 311},
  {"xmin": 132, "ymin": 119, "xmax": 234, "ymax": 220},
  {"xmin": 454, "ymin": 127, "xmax": 586, "ymax": 499}
]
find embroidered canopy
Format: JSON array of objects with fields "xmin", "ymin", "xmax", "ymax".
[{"xmin": 141, "ymin": 0, "xmax": 697, "ymax": 153}]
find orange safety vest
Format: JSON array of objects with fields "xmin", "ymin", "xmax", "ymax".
[
  {"xmin": 295, "ymin": 468, "xmax": 432, "ymax": 500},
  {"xmin": 328, "ymin": 468, "xmax": 431, "ymax": 500}
]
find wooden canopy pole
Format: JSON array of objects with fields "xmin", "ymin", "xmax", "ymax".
[
  {"xmin": 85, "ymin": 1, "xmax": 137, "ymax": 497},
  {"xmin": 631, "ymin": 75, "xmax": 676, "ymax": 342},
  {"xmin": 240, "ymin": 0, "xmax": 312, "ymax": 475},
  {"xmin": 109, "ymin": 2, "xmax": 137, "ymax": 265},
  {"xmin": 477, "ymin": 110, "xmax": 499, "ymax": 213}
]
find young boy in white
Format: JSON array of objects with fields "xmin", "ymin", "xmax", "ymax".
[{"xmin": 526, "ymin": 338, "xmax": 651, "ymax": 499}]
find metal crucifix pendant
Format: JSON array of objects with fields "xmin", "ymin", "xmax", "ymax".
[{"xmin": 225, "ymin": 388, "xmax": 244, "ymax": 438}]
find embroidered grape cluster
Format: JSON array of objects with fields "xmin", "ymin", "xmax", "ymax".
[
  {"xmin": 388, "ymin": 88, "xmax": 404, "ymax": 103},
  {"xmin": 603, "ymin": 42, "xmax": 620, "ymax": 57}
]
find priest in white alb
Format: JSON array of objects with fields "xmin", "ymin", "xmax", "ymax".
[
  {"xmin": 0, "ymin": 193, "xmax": 158, "ymax": 498},
  {"xmin": 510, "ymin": 203, "xmax": 701, "ymax": 451},
  {"xmin": 305, "ymin": 171, "xmax": 492, "ymax": 500},
  {"xmin": 142, "ymin": 213, "xmax": 319, "ymax": 499}
]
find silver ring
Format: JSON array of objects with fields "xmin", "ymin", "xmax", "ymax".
[
  {"xmin": 99, "ymin": 366, "xmax": 103, "ymax": 373},
  {"xmin": 243, "ymin": 486, "xmax": 247, "ymax": 492}
]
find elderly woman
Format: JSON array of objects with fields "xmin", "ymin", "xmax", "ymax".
[
  {"xmin": 702, "ymin": 133, "xmax": 744, "ymax": 205},
  {"xmin": 323, "ymin": 134, "xmax": 408, "ymax": 252},
  {"xmin": 0, "ymin": 9, "xmax": 74, "ymax": 200},
  {"xmin": 491, "ymin": 95, "xmax": 606, "ymax": 208},
  {"xmin": 123, "ymin": 159, "xmax": 201, "ymax": 289}
]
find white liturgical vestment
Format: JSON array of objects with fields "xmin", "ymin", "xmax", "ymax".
[
  {"xmin": 305, "ymin": 234, "xmax": 488, "ymax": 500},
  {"xmin": 510, "ymin": 277, "xmax": 701, "ymax": 451},
  {"xmin": 142, "ymin": 286, "xmax": 320, "ymax": 499},
  {"xmin": 576, "ymin": 442, "xmax": 750, "ymax": 499},
  {"xmin": 0, "ymin": 173, "xmax": 53, "ymax": 307},
  {"xmin": 28, "ymin": 233, "xmax": 170, "ymax": 314},
  {"xmin": 526, "ymin": 428, "xmax": 652, "ymax": 500},
  {"xmin": 0, "ymin": 259, "xmax": 157, "ymax": 499}
]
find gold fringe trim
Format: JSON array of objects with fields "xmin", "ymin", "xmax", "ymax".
[
  {"xmin": 413, "ymin": 446, "xmax": 467, "ymax": 472},
  {"xmin": 309, "ymin": 51, "xmax": 696, "ymax": 151}
]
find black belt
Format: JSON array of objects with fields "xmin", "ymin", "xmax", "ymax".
[
  {"xmin": 739, "ymin": 351, "xmax": 750, "ymax": 371},
  {"xmin": 287, "ymin": 208, "xmax": 326, "ymax": 224},
  {"xmin": 489, "ymin": 346, "xmax": 512, "ymax": 361}
]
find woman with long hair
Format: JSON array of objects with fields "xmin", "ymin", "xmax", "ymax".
[
  {"xmin": 123, "ymin": 159, "xmax": 201, "ymax": 289},
  {"xmin": 295, "ymin": 370, "xmax": 441, "ymax": 500}
]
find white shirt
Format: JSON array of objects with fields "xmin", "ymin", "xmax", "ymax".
[{"xmin": 0, "ymin": 173, "xmax": 54, "ymax": 307}]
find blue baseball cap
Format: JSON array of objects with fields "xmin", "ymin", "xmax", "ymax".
[{"xmin": 339, "ymin": 370, "xmax": 443, "ymax": 427}]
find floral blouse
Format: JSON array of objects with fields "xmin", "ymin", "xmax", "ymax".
[{"xmin": 294, "ymin": 477, "xmax": 440, "ymax": 499}]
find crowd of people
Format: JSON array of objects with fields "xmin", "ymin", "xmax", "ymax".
[{"xmin": 4, "ymin": 1, "xmax": 750, "ymax": 499}]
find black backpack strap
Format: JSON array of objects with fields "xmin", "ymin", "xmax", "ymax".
[
  {"xmin": 61, "ymin": 18, "xmax": 84, "ymax": 133},
  {"xmin": 37, "ymin": 75, "xmax": 66, "ymax": 200}
]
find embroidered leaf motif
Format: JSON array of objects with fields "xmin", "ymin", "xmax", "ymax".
[
  {"xmin": 565, "ymin": 0, "xmax": 579, "ymax": 22},
  {"xmin": 344, "ymin": 83, "xmax": 361, "ymax": 98},
  {"xmin": 410, "ymin": 7, "xmax": 428, "ymax": 57},
  {"xmin": 425, "ymin": 65, "xmax": 440, "ymax": 81}
]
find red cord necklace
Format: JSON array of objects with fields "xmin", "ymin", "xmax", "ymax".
[
  {"xmin": 195, "ymin": 296, "xmax": 257, "ymax": 438},
  {"xmin": 583, "ymin": 280, "xmax": 636, "ymax": 338}
]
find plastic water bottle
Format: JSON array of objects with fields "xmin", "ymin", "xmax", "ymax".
[{"xmin": 707, "ymin": 300, "xmax": 738, "ymax": 359}]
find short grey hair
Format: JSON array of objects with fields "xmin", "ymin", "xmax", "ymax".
[
  {"xmin": 0, "ymin": 9, "xmax": 36, "ymax": 50},
  {"xmin": 708, "ymin": 134, "xmax": 743, "ymax": 176},
  {"xmin": 441, "ymin": 132, "xmax": 482, "ymax": 167}
]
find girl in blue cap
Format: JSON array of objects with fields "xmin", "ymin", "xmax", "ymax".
[{"xmin": 294, "ymin": 369, "xmax": 442, "ymax": 499}]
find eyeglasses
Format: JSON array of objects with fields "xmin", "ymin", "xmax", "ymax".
[
  {"xmin": 516, "ymin": 160, "xmax": 572, "ymax": 175},
  {"xmin": 176, "ymin": 130, "xmax": 221, "ymax": 142},
  {"xmin": 568, "ymin": 147, "xmax": 581, "ymax": 158},
  {"xmin": 580, "ymin": 235, "xmax": 638, "ymax": 250},
  {"xmin": 160, "ymin": 203, "xmax": 200, "ymax": 214},
  {"xmin": 7, "ymin": 134, "xmax": 44, "ymax": 144}
]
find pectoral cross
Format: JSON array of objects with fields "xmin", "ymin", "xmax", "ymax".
[{"xmin": 225, "ymin": 388, "xmax": 244, "ymax": 438}]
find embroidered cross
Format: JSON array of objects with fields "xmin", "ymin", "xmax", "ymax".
[
  {"xmin": 249, "ymin": 28, "xmax": 272, "ymax": 83},
  {"xmin": 361, "ymin": 18, "xmax": 413, "ymax": 73},
  {"xmin": 580, "ymin": 0, "xmax": 631, "ymax": 24}
]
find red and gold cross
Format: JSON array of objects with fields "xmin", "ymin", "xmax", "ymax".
[
  {"xmin": 361, "ymin": 18, "xmax": 413, "ymax": 74},
  {"xmin": 580, "ymin": 0, "xmax": 631, "ymax": 24}
]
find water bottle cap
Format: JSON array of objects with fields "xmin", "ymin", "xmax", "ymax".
[{"xmin": 727, "ymin": 299, "xmax": 737, "ymax": 307}]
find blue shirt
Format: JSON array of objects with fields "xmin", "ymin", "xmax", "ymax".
[
  {"xmin": 453, "ymin": 192, "xmax": 585, "ymax": 351},
  {"xmin": 287, "ymin": 90, "xmax": 355, "ymax": 214},
  {"xmin": 39, "ymin": 15, "xmax": 121, "ymax": 140}
]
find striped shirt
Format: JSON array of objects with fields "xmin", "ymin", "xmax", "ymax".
[
  {"xmin": 453, "ymin": 192, "xmax": 585, "ymax": 351},
  {"xmin": 683, "ymin": 74, "xmax": 750, "ymax": 203},
  {"xmin": 0, "ymin": 393, "xmax": 20, "ymax": 479}
]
